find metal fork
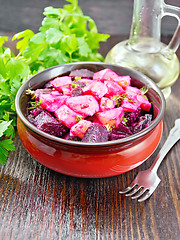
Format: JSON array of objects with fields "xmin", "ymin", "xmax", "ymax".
[{"xmin": 119, "ymin": 118, "xmax": 180, "ymax": 202}]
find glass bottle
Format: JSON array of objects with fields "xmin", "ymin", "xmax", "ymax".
[{"xmin": 105, "ymin": 0, "xmax": 180, "ymax": 98}]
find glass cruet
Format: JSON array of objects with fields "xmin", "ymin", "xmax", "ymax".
[{"xmin": 105, "ymin": 0, "xmax": 180, "ymax": 98}]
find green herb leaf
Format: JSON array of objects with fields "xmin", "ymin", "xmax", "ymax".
[
  {"xmin": 77, "ymin": 37, "xmax": 91, "ymax": 57},
  {"xmin": 39, "ymin": 48, "xmax": 68, "ymax": 67},
  {"xmin": 0, "ymin": 36, "xmax": 8, "ymax": 47},
  {"xmin": 43, "ymin": 6, "xmax": 62, "ymax": 17},
  {"xmin": 76, "ymin": 115, "xmax": 83, "ymax": 121},
  {"xmin": 6, "ymin": 59, "xmax": 29, "ymax": 79},
  {"xmin": 0, "ymin": 121, "xmax": 12, "ymax": 137},
  {"xmin": 0, "ymin": 139, "xmax": 15, "ymax": 165},
  {"xmin": 13, "ymin": 29, "xmax": 35, "ymax": 52},
  {"xmin": 28, "ymin": 100, "xmax": 41, "ymax": 110},
  {"xmin": 40, "ymin": 17, "xmax": 60, "ymax": 32},
  {"xmin": 0, "ymin": 81, "xmax": 11, "ymax": 95},
  {"xmin": 140, "ymin": 85, "xmax": 149, "ymax": 94},
  {"xmin": 46, "ymin": 28, "xmax": 63, "ymax": 45}
]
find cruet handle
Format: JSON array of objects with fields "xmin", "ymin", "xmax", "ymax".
[{"xmin": 163, "ymin": 2, "xmax": 180, "ymax": 52}]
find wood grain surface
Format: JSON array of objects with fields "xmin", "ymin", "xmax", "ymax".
[
  {"xmin": 0, "ymin": 34, "xmax": 180, "ymax": 240},
  {"xmin": 0, "ymin": 0, "xmax": 179, "ymax": 36}
]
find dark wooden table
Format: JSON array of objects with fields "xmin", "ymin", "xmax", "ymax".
[{"xmin": 0, "ymin": 35, "xmax": 180, "ymax": 240}]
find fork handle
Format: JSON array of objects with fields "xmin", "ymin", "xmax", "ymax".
[{"xmin": 149, "ymin": 118, "xmax": 180, "ymax": 173}]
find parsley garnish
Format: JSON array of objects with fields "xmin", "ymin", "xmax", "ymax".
[
  {"xmin": 105, "ymin": 124, "xmax": 115, "ymax": 132},
  {"xmin": 26, "ymin": 89, "xmax": 35, "ymax": 99},
  {"xmin": 122, "ymin": 117, "xmax": 128, "ymax": 125},
  {"xmin": 111, "ymin": 93, "xmax": 136, "ymax": 107},
  {"xmin": 28, "ymin": 101, "xmax": 41, "ymax": 110},
  {"xmin": 76, "ymin": 115, "xmax": 83, "ymax": 121},
  {"xmin": 74, "ymin": 77, "xmax": 82, "ymax": 81},
  {"xmin": 71, "ymin": 83, "xmax": 79, "ymax": 89},
  {"xmin": 140, "ymin": 85, "xmax": 149, "ymax": 94},
  {"xmin": 111, "ymin": 94, "xmax": 127, "ymax": 107}
]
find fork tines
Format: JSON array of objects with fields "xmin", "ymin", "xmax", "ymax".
[{"xmin": 120, "ymin": 184, "xmax": 154, "ymax": 202}]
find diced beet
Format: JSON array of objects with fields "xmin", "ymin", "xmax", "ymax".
[
  {"xmin": 55, "ymin": 105, "xmax": 84, "ymax": 128},
  {"xmin": 144, "ymin": 114, "xmax": 153, "ymax": 126},
  {"xmin": 97, "ymin": 107, "xmax": 124, "ymax": 128},
  {"xmin": 69, "ymin": 69, "xmax": 94, "ymax": 78},
  {"xmin": 51, "ymin": 76, "xmax": 72, "ymax": 92},
  {"xmin": 32, "ymin": 111, "xmax": 68, "ymax": 137},
  {"xmin": 32, "ymin": 106, "xmax": 43, "ymax": 117},
  {"xmin": 115, "ymin": 123, "xmax": 132, "ymax": 134},
  {"xmin": 38, "ymin": 122, "xmax": 68, "ymax": 137},
  {"xmin": 99, "ymin": 97, "xmax": 116, "ymax": 111},
  {"xmin": 33, "ymin": 111, "xmax": 58, "ymax": 127},
  {"xmin": 105, "ymin": 80, "xmax": 125, "ymax": 97},
  {"xmin": 124, "ymin": 107, "xmax": 142, "ymax": 127},
  {"xmin": 70, "ymin": 120, "xmax": 92, "ymax": 139},
  {"xmin": 110, "ymin": 123, "xmax": 132, "ymax": 140},
  {"xmin": 82, "ymin": 123, "xmax": 109, "ymax": 143},
  {"xmin": 27, "ymin": 113, "xmax": 36, "ymax": 125},
  {"xmin": 130, "ymin": 114, "xmax": 152, "ymax": 134},
  {"xmin": 66, "ymin": 95, "xmax": 99, "ymax": 117},
  {"xmin": 83, "ymin": 81, "xmax": 108, "ymax": 99},
  {"xmin": 110, "ymin": 132, "xmax": 131, "ymax": 140},
  {"xmin": 71, "ymin": 86, "xmax": 84, "ymax": 97}
]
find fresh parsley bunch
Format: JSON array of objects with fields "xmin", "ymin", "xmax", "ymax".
[{"xmin": 0, "ymin": 0, "xmax": 109, "ymax": 165}]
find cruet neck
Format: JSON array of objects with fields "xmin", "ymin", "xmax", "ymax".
[{"xmin": 129, "ymin": 0, "xmax": 162, "ymax": 53}]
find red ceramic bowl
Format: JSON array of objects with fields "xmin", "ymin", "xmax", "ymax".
[{"xmin": 15, "ymin": 62, "xmax": 165, "ymax": 178}]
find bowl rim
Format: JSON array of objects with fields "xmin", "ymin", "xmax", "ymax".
[{"xmin": 15, "ymin": 61, "xmax": 166, "ymax": 148}]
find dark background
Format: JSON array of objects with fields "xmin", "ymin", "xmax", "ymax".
[{"xmin": 0, "ymin": 0, "xmax": 179, "ymax": 37}]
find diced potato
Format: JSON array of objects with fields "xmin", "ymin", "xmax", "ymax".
[
  {"xmin": 125, "ymin": 86, "xmax": 141, "ymax": 101},
  {"xmin": 136, "ymin": 95, "xmax": 151, "ymax": 111},
  {"xmin": 105, "ymin": 80, "xmax": 125, "ymax": 97},
  {"xmin": 114, "ymin": 76, "xmax": 131, "ymax": 89},
  {"xmin": 93, "ymin": 68, "xmax": 119, "ymax": 82},
  {"xmin": 55, "ymin": 105, "xmax": 83, "ymax": 128},
  {"xmin": 83, "ymin": 81, "xmax": 108, "ymax": 99},
  {"xmin": 70, "ymin": 120, "xmax": 92, "ymax": 139},
  {"xmin": 66, "ymin": 95, "xmax": 99, "ymax": 117},
  {"xmin": 121, "ymin": 100, "xmax": 140, "ymax": 112},
  {"xmin": 40, "ymin": 93, "xmax": 69, "ymax": 112},
  {"xmin": 97, "ymin": 107, "xmax": 124, "ymax": 128},
  {"xmin": 51, "ymin": 76, "xmax": 72, "ymax": 92},
  {"xmin": 99, "ymin": 97, "xmax": 116, "ymax": 111},
  {"xmin": 61, "ymin": 85, "xmax": 71, "ymax": 96}
]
